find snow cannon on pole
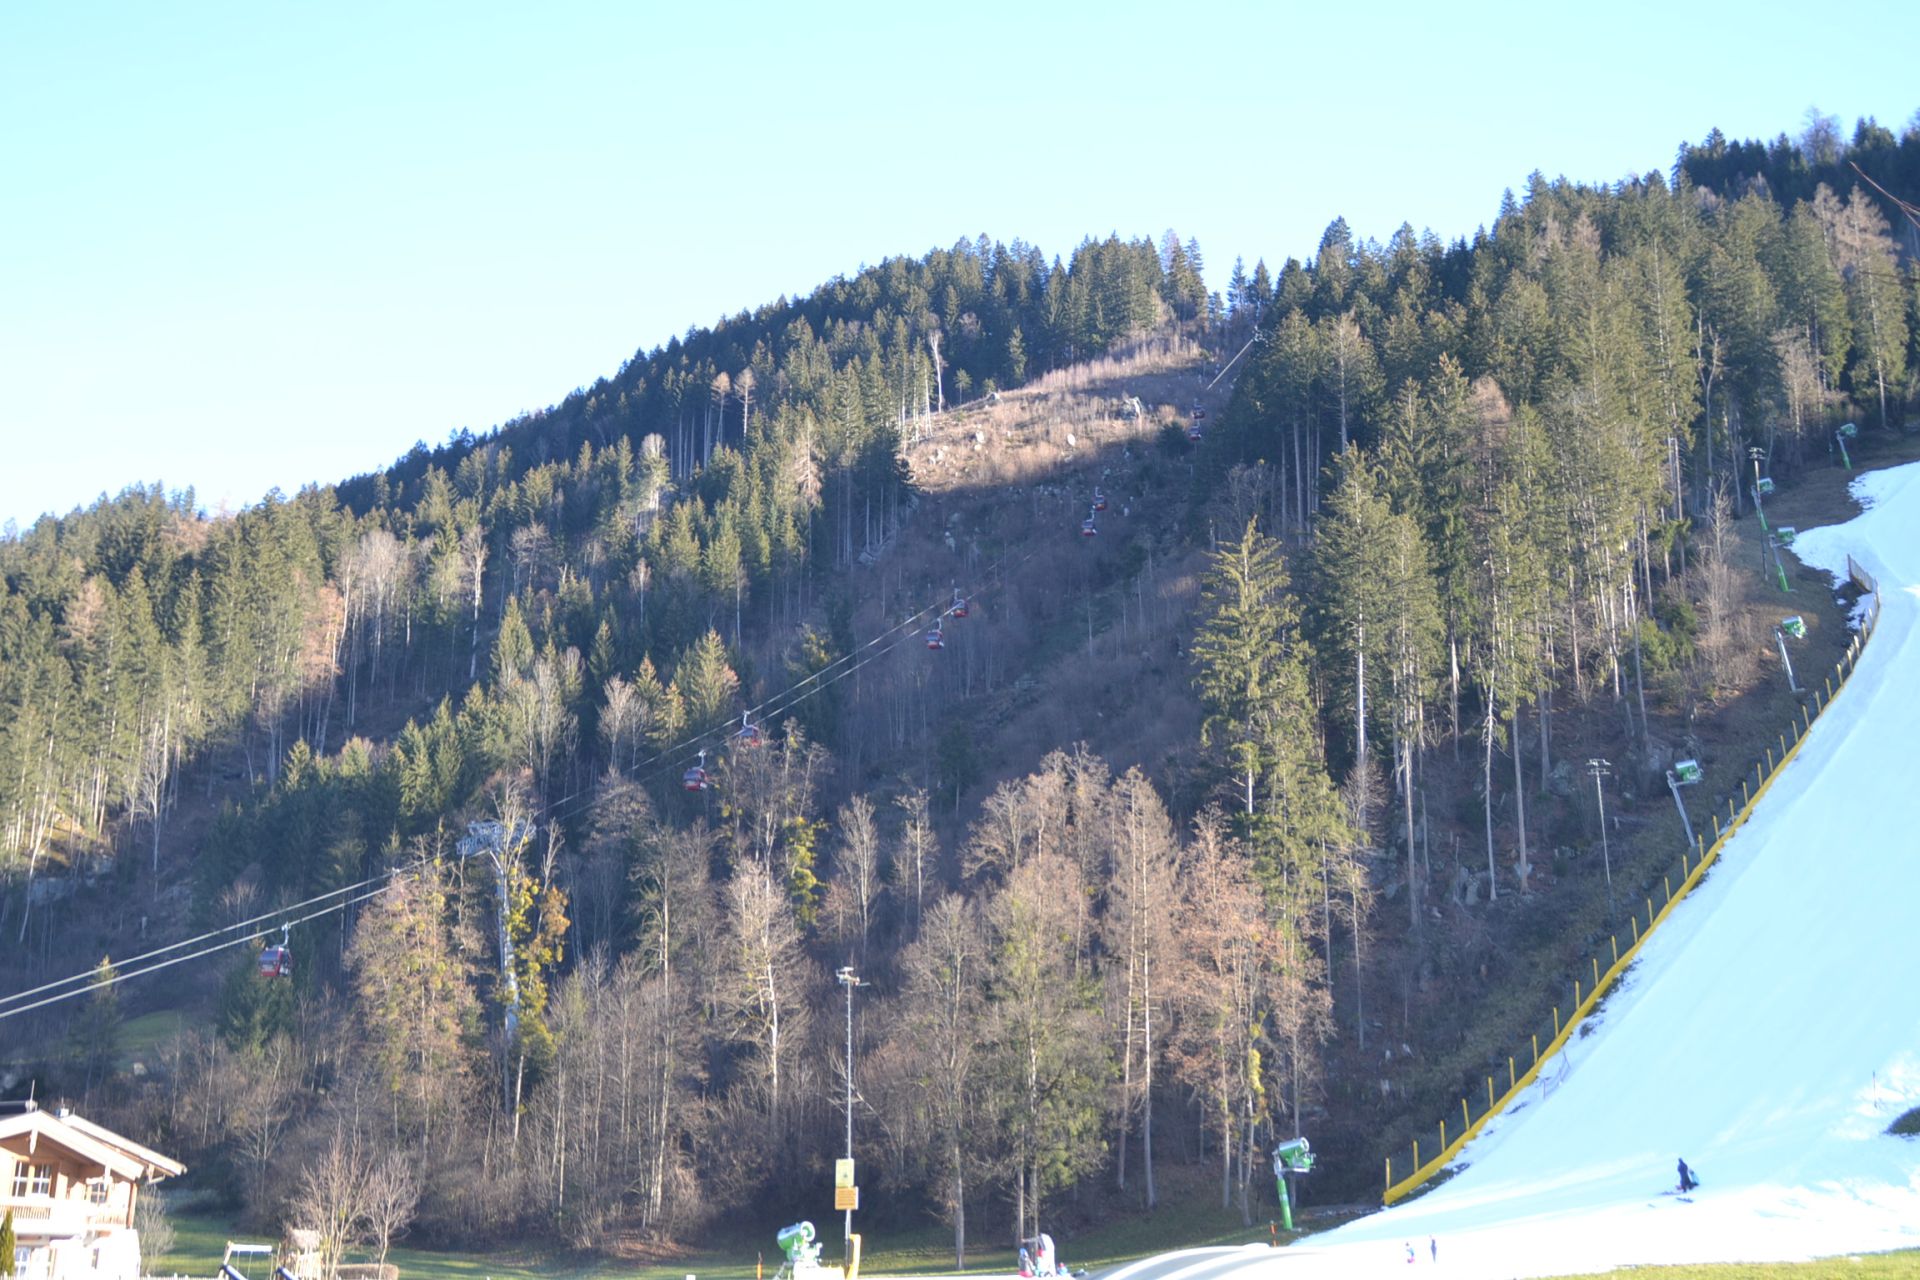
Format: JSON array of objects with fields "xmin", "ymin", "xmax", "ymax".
[
  {"xmin": 1776, "ymin": 617, "xmax": 1804, "ymax": 691},
  {"xmin": 1769, "ymin": 528, "xmax": 1796, "ymax": 593},
  {"xmin": 1836, "ymin": 421, "xmax": 1858, "ymax": 470},
  {"xmin": 1666, "ymin": 760, "xmax": 1701, "ymax": 851},
  {"xmin": 1272, "ymin": 1136, "xmax": 1315, "ymax": 1232}
]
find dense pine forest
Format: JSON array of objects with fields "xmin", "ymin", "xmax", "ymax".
[{"xmin": 3, "ymin": 113, "xmax": 1918, "ymax": 1262}]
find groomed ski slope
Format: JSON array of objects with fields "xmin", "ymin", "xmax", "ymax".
[{"xmin": 1230, "ymin": 461, "xmax": 1920, "ymax": 1279}]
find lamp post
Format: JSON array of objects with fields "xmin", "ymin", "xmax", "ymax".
[
  {"xmin": 836, "ymin": 965, "xmax": 864, "ymax": 1262},
  {"xmin": 1588, "ymin": 759, "xmax": 1615, "ymax": 924}
]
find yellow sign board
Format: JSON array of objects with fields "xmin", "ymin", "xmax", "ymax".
[
  {"xmin": 834, "ymin": 1185, "xmax": 860, "ymax": 1212},
  {"xmin": 834, "ymin": 1158, "xmax": 855, "ymax": 1188}
]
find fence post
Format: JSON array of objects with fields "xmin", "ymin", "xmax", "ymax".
[
  {"xmin": 1487, "ymin": 1076, "xmax": 1495, "ymax": 1110},
  {"xmin": 1462, "ymin": 1097, "xmax": 1470, "ymax": 1133},
  {"xmin": 1509, "ymin": 1057, "xmax": 1516, "ymax": 1090},
  {"xmin": 1413, "ymin": 1139, "xmax": 1419, "ymax": 1169},
  {"xmin": 1532, "ymin": 1033, "xmax": 1539, "ymax": 1064},
  {"xmin": 1553, "ymin": 1006, "xmax": 1560, "ymax": 1036},
  {"xmin": 1440, "ymin": 1119, "xmax": 1447, "ymax": 1150},
  {"xmin": 1386, "ymin": 1157, "xmax": 1392, "ymax": 1191},
  {"xmin": 1575, "ymin": 980, "xmax": 1581, "ymax": 1007},
  {"xmin": 1593, "ymin": 956, "xmax": 1600, "ymax": 986},
  {"xmin": 1612, "ymin": 935, "xmax": 1619, "ymax": 964},
  {"xmin": 1664, "ymin": 874, "xmax": 1672, "ymax": 902}
]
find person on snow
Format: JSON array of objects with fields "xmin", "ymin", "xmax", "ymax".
[{"xmin": 1677, "ymin": 1157, "xmax": 1696, "ymax": 1192}]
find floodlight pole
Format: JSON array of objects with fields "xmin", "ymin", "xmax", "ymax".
[{"xmin": 1588, "ymin": 759, "xmax": 1615, "ymax": 925}]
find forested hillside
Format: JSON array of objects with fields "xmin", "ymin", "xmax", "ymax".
[{"xmin": 2, "ymin": 113, "xmax": 1918, "ymax": 1261}]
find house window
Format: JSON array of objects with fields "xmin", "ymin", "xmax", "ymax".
[
  {"xmin": 88, "ymin": 1178, "xmax": 112, "ymax": 1205},
  {"xmin": 10, "ymin": 1162, "xmax": 52, "ymax": 1196}
]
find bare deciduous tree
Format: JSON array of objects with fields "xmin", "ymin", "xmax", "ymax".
[
  {"xmin": 362, "ymin": 1151, "xmax": 419, "ymax": 1268},
  {"xmin": 291, "ymin": 1131, "xmax": 372, "ymax": 1280}
]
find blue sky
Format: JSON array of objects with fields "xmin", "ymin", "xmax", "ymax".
[{"xmin": 3, "ymin": 0, "xmax": 1915, "ymax": 530}]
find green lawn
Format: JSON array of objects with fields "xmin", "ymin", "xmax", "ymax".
[
  {"xmin": 153, "ymin": 1202, "xmax": 1920, "ymax": 1280},
  {"xmin": 119, "ymin": 1009, "xmax": 189, "ymax": 1064},
  {"xmin": 155, "ymin": 1196, "xmax": 1285, "ymax": 1280}
]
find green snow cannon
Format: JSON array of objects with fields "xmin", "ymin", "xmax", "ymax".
[
  {"xmin": 1773, "ymin": 526, "xmax": 1796, "ymax": 547},
  {"xmin": 1837, "ymin": 422, "xmax": 1859, "ymax": 440},
  {"xmin": 777, "ymin": 1222, "xmax": 821, "ymax": 1271},
  {"xmin": 1781, "ymin": 616, "xmax": 1806, "ymax": 639},
  {"xmin": 1754, "ymin": 477, "xmax": 1776, "ymax": 497},
  {"xmin": 1673, "ymin": 759, "xmax": 1702, "ymax": 785},
  {"xmin": 1272, "ymin": 1136, "xmax": 1315, "ymax": 1232}
]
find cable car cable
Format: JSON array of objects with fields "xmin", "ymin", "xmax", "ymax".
[
  {"xmin": 0, "ymin": 863, "xmax": 428, "ymax": 1011},
  {"xmin": 0, "ymin": 881, "xmax": 396, "ymax": 1023}
]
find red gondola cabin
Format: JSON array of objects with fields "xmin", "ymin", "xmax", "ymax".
[{"xmin": 258, "ymin": 945, "xmax": 293, "ymax": 979}]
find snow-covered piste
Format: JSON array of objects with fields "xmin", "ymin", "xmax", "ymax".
[{"xmin": 1200, "ymin": 461, "xmax": 1920, "ymax": 1280}]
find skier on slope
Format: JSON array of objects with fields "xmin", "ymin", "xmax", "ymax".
[{"xmin": 1676, "ymin": 1157, "xmax": 1697, "ymax": 1193}]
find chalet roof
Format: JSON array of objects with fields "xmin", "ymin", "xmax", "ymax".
[
  {"xmin": 59, "ymin": 1112, "xmax": 185, "ymax": 1178},
  {"xmin": 0, "ymin": 1107, "xmax": 183, "ymax": 1182}
]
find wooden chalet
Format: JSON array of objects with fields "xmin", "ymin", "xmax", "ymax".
[{"xmin": 1, "ymin": 1103, "xmax": 184, "ymax": 1280}]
